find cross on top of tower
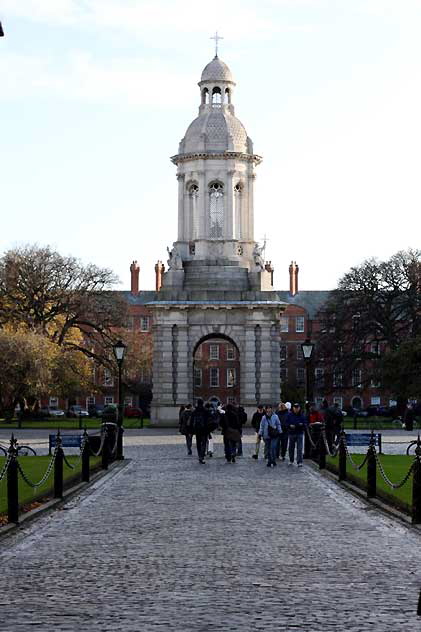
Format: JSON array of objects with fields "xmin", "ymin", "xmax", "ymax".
[{"xmin": 210, "ymin": 31, "xmax": 223, "ymax": 57}]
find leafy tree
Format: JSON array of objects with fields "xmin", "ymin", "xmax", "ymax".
[
  {"xmin": 0, "ymin": 245, "xmax": 128, "ymax": 362},
  {"xmin": 381, "ymin": 336, "xmax": 421, "ymax": 401},
  {"xmin": 318, "ymin": 249, "xmax": 421, "ymax": 407}
]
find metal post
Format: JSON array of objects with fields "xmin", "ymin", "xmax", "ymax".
[
  {"xmin": 338, "ymin": 431, "xmax": 347, "ymax": 481},
  {"xmin": 117, "ymin": 361, "xmax": 124, "ymax": 460},
  {"xmin": 319, "ymin": 423, "xmax": 326, "ymax": 470},
  {"xmin": 7, "ymin": 434, "xmax": 19, "ymax": 524},
  {"xmin": 367, "ymin": 432, "xmax": 376, "ymax": 498},
  {"xmin": 81, "ymin": 429, "xmax": 90, "ymax": 483},
  {"xmin": 412, "ymin": 436, "xmax": 421, "ymax": 524},
  {"xmin": 304, "ymin": 427, "xmax": 311, "ymax": 459},
  {"xmin": 54, "ymin": 430, "xmax": 64, "ymax": 499},
  {"xmin": 101, "ymin": 425, "xmax": 109, "ymax": 470},
  {"xmin": 78, "ymin": 411, "xmax": 82, "ymax": 430}
]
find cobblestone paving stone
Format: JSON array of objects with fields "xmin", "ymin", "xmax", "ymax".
[{"xmin": 1, "ymin": 433, "xmax": 421, "ymax": 630}]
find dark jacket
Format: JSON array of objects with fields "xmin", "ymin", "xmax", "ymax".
[
  {"xmin": 220, "ymin": 406, "xmax": 241, "ymax": 434},
  {"xmin": 237, "ymin": 406, "xmax": 248, "ymax": 426},
  {"xmin": 251, "ymin": 411, "xmax": 264, "ymax": 432},
  {"xmin": 276, "ymin": 409, "xmax": 289, "ymax": 432},
  {"xmin": 179, "ymin": 409, "xmax": 193, "ymax": 435},
  {"xmin": 190, "ymin": 404, "xmax": 209, "ymax": 435},
  {"xmin": 285, "ymin": 411, "xmax": 308, "ymax": 434}
]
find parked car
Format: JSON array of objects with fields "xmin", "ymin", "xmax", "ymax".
[
  {"xmin": 67, "ymin": 405, "xmax": 89, "ymax": 418},
  {"xmin": 49, "ymin": 409, "xmax": 65, "ymax": 417},
  {"xmin": 39, "ymin": 406, "xmax": 51, "ymax": 418},
  {"xmin": 344, "ymin": 406, "xmax": 369, "ymax": 418},
  {"xmin": 87, "ymin": 404, "xmax": 104, "ymax": 418},
  {"xmin": 124, "ymin": 406, "xmax": 143, "ymax": 418}
]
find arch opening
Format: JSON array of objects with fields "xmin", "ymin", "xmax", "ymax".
[{"xmin": 192, "ymin": 334, "xmax": 240, "ymax": 407}]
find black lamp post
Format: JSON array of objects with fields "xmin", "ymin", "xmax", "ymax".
[
  {"xmin": 0, "ymin": 22, "xmax": 4, "ymax": 37},
  {"xmin": 113, "ymin": 339, "xmax": 127, "ymax": 460},
  {"xmin": 301, "ymin": 338, "xmax": 315, "ymax": 404}
]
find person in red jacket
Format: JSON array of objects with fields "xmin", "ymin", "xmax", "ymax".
[{"xmin": 308, "ymin": 403, "xmax": 324, "ymax": 424}]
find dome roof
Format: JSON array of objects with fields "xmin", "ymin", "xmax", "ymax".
[
  {"xmin": 200, "ymin": 56, "xmax": 234, "ymax": 83},
  {"xmin": 182, "ymin": 110, "xmax": 248, "ymax": 154}
]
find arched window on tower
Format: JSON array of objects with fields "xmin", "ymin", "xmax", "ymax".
[
  {"xmin": 188, "ymin": 182, "xmax": 199, "ymax": 239},
  {"xmin": 209, "ymin": 182, "xmax": 224, "ymax": 239},
  {"xmin": 202, "ymin": 88, "xmax": 209, "ymax": 105},
  {"xmin": 234, "ymin": 182, "xmax": 243, "ymax": 240},
  {"xmin": 224, "ymin": 88, "xmax": 231, "ymax": 104},
  {"xmin": 212, "ymin": 87, "xmax": 222, "ymax": 106}
]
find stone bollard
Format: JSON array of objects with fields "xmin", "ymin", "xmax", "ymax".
[{"xmin": 101, "ymin": 425, "xmax": 109, "ymax": 470}]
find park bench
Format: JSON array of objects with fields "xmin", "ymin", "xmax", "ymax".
[
  {"xmin": 345, "ymin": 432, "xmax": 382, "ymax": 454},
  {"xmin": 48, "ymin": 434, "xmax": 83, "ymax": 455}
]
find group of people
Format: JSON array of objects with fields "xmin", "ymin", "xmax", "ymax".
[{"xmin": 179, "ymin": 399, "xmax": 344, "ymax": 468}]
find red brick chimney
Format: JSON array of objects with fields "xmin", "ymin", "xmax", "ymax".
[
  {"xmin": 130, "ymin": 260, "xmax": 140, "ymax": 295},
  {"xmin": 289, "ymin": 261, "xmax": 299, "ymax": 296},
  {"xmin": 155, "ymin": 260, "xmax": 165, "ymax": 292}
]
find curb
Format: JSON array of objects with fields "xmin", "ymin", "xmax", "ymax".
[
  {"xmin": 306, "ymin": 458, "xmax": 421, "ymax": 533},
  {"xmin": 0, "ymin": 459, "xmax": 130, "ymax": 542}
]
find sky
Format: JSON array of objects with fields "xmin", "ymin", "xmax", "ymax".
[{"xmin": 1, "ymin": 0, "xmax": 421, "ymax": 292}]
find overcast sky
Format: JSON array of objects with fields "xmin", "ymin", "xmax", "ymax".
[{"xmin": 1, "ymin": 0, "xmax": 420, "ymax": 292}]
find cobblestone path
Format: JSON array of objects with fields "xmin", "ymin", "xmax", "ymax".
[{"xmin": 1, "ymin": 436, "xmax": 421, "ymax": 631}]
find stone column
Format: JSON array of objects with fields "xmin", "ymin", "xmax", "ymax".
[
  {"xmin": 197, "ymin": 169, "xmax": 206, "ymax": 239},
  {"xmin": 177, "ymin": 174, "xmax": 185, "ymax": 241},
  {"xmin": 259, "ymin": 322, "xmax": 273, "ymax": 403},
  {"xmin": 226, "ymin": 170, "xmax": 235, "ymax": 239},
  {"xmin": 242, "ymin": 321, "xmax": 258, "ymax": 408},
  {"xmin": 270, "ymin": 320, "xmax": 281, "ymax": 404},
  {"xmin": 176, "ymin": 323, "xmax": 189, "ymax": 404}
]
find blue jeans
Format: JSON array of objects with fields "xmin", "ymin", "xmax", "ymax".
[
  {"xmin": 265, "ymin": 438, "xmax": 278, "ymax": 465},
  {"xmin": 288, "ymin": 433, "xmax": 304, "ymax": 464}
]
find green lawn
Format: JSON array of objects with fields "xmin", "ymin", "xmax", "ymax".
[
  {"xmin": 0, "ymin": 455, "xmax": 101, "ymax": 515},
  {"xmin": 327, "ymin": 453, "xmax": 415, "ymax": 513},
  {"xmin": 0, "ymin": 417, "xmax": 150, "ymax": 430}
]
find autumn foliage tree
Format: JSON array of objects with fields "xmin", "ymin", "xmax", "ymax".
[{"xmin": 0, "ymin": 245, "xmax": 130, "ymax": 414}]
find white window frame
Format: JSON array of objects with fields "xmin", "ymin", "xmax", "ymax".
[
  {"xmin": 296, "ymin": 344, "xmax": 303, "ymax": 360},
  {"xmin": 140, "ymin": 316, "xmax": 150, "ymax": 332},
  {"xmin": 226, "ymin": 346, "xmax": 235, "ymax": 360},
  {"xmin": 333, "ymin": 371, "xmax": 343, "ymax": 388},
  {"xmin": 280, "ymin": 316, "xmax": 289, "ymax": 333},
  {"xmin": 210, "ymin": 367, "xmax": 219, "ymax": 387},
  {"xmin": 209, "ymin": 344, "xmax": 219, "ymax": 360},
  {"xmin": 194, "ymin": 367, "xmax": 202, "ymax": 387},
  {"xmin": 315, "ymin": 367, "xmax": 324, "ymax": 384},
  {"xmin": 296, "ymin": 367, "xmax": 305, "ymax": 383},
  {"xmin": 315, "ymin": 396, "xmax": 324, "ymax": 408},
  {"xmin": 352, "ymin": 368, "xmax": 362, "ymax": 388},
  {"xmin": 86, "ymin": 396, "xmax": 96, "ymax": 408},
  {"xmin": 226, "ymin": 368, "xmax": 236, "ymax": 388},
  {"xmin": 280, "ymin": 368, "xmax": 288, "ymax": 383},
  {"xmin": 333, "ymin": 396, "xmax": 343, "ymax": 408},
  {"xmin": 227, "ymin": 396, "xmax": 236, "ymax": 405},
  {"xmin": 280, "ymin": 344, "xmax": 287, "ymax": 361},
  {"xmin": 295, "ymin": 316, "xmax": 305, "ymax": 333},
  {"xmin": 371, "ymin": 396, "xmax": 381, "ymax": 406},
  {"xmin": 124, "ymin": 396, "xmax": 133, "ymax": 407},
  {"xmin": 49, "ymin": 396, "xmax": 59, "ymax": 409},
  {"xmin": 103, "ymin": 369, "xmax": 114, "ymax": 387},
  {"xmin": 104, "ymin": 396, "xmax": 114, "ymax": 405}
]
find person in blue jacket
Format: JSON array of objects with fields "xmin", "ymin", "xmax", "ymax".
[
  {"xmin": 259, "ymin": 405, "xmax": 282, "ymax": 468},
  {"xmin": 285, "ymin": 402, "xmax": 308, "ymax": 467}
]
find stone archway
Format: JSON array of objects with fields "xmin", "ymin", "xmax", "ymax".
[{"xmin": 192, "ymin": 333, "xmax": 241, "ymax": 407}]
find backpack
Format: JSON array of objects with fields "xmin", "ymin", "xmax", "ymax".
[
  {"xmin": 192, "ymin": 410, "xmax": 207, "ymax": 434},
  {"xmin": 267, "ymin": 418, "xmax": 279, "ymax": 439}
]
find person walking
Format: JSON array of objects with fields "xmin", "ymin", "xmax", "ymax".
[
  {"xmin": 179, "ymin": 403, "xmax": 194, "ymax": 455},
  {"xmin": 251, "ymin": 404, "xmax": 265, "ymax": 460},
  {"xmin": 190, "ymin": 398, "xmax": 210, "ymax": 464},
  {"xmin": 221, "ymin": 404, "xmax": 242, "ymax": 463},
  {"xmin": 285, "ymin": 403, "xmax": 308, "ymax": 467},
  {"xmin": 276, "ymin": 402, "xmax": 290, "ymax": 461},
  {"xmin": 237, "ymin": 404, "xmax": 247, "ymax": 456},
  {"xmin": 259, "ymin": 405, "xmax": 282, "ymax": 468},
  {"xmin": 403, "ymin": 403, "xmax": 416, "ymax": 431}
]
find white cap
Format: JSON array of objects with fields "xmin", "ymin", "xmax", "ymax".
[{"xmin": 285, "ymin": 402, "xmax": 292, "ymax": 410}]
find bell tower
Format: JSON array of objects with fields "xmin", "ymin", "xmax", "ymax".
[{"xmin": 161, "ymin": 54, "xmax": 272, "ymax": 293}]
